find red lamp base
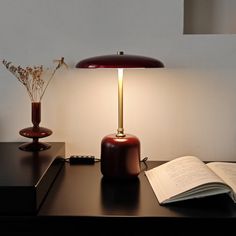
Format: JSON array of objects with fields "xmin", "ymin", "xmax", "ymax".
[{"xmin": 101, "ymin": 134, "xmax": 141, "ymax": 179}]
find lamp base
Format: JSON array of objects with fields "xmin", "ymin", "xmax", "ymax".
[{"xmin": 101, "ymin": 134, "xmax": 140, "ymax": 179}]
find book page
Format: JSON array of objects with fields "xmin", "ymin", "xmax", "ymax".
[
  {"xmin": 145, "ymin": 156, "xmax": 225, "ymax": 204},
  {"xmin": 207, "ymin": 162, "xmax": 236, "ymax": 196}
]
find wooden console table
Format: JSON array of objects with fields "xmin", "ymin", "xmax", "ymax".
[{"xmin": 0, "ymin": 143, "xmax": 235, "ymax": 234}]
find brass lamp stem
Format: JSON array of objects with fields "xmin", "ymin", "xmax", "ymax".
[{"xmin": 117, "ymin": 68, "xmax": 125, "ymax": 137}]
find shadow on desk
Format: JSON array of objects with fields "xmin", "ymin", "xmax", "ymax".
[{"xmin": 164, "ymin": 194, "xmax": 236, "ymax": 218}]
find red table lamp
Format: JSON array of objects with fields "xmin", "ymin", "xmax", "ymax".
[{"xmin": 76, "ymin": 51, "xmax": 164, "ymax": 179}]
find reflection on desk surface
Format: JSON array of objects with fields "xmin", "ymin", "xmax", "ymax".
[{"xmin": 100, "ymin": 177, "xmax": 140, "ymax": 215}]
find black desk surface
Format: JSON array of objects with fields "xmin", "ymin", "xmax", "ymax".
[
  {"xmin": 38, "ymin": 161, "xmax": 236, "ymax": 234},
  {"xmin": 1, "ymin": 150, "xmax": 236, "ymax": 234},
  {"xmin": 39, "ymin": 161, "xmax": 236, "ymax": 218}
]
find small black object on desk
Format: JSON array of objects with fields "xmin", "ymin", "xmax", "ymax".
[{"xmin": 69, "ymin": 155, "xmax": 95, "ymax": 165}]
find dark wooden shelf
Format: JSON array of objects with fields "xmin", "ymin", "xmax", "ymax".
[{"xmin": 0, "ymin": 142, "xmax": 65, "ymax": 215}]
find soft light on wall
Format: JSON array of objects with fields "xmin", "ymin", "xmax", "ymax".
[{"xmin": 1, "ymin": 67, "xmax": 236, "ymax": 162}]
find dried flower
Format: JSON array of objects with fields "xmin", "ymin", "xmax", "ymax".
[{"xmin": 2, "ymin": 57, "xmax": 68, "ymax": 102}]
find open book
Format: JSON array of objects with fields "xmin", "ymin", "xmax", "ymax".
[{"xmin": 145, "ymin": 156, "xmax": 236, "ymax": 204}]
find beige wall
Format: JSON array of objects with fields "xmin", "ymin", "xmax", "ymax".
[{"xmin": 1, "ymin": 0, "xmax": 236, "ymax": 161}]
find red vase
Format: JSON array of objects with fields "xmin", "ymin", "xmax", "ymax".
[{"xmin": 19, "ymin": 102, "xmax": 52, "ymax": 151}]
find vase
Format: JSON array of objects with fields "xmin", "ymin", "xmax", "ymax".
[{"xmin": 19, "ymin": 102, "xmax": 52, "ymax": 152}]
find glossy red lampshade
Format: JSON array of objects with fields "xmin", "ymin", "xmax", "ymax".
[
  {"xmin": 76, "ymin": 52, "xmax": 164, "ymax": 69},
  {"xmin": 76, "ymin": 52, "xmax": 164, "ymax": 179}
]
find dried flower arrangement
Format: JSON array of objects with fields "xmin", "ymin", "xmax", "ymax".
[{"xmin": 2, "ymin": 57, "xmax": 68, "ymax": 102}]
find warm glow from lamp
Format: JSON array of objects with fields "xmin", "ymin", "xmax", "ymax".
[{"xmin": 76, "ymin": 51, "xmax": 164, "ymax": 179}]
